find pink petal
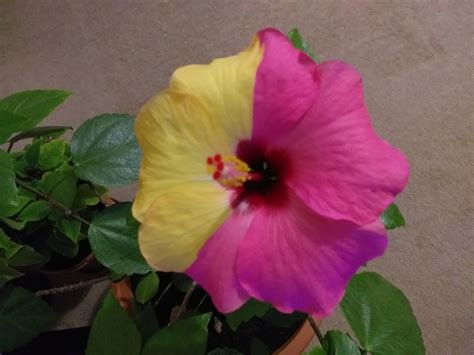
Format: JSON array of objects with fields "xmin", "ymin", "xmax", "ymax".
[
  {"xmin": 284, "ymin": 61, "xmax": 409, "ymax": 225},
  {"xmin": 252, "ymin": 28, "xmax": 319, "ymax": 143},
  {"xmin": 236, "ymin": 192, "xmax": 387, "ymax": 318},
  {"xmin": 186, "ymin": 212, "xmax": 254, "ymax": 313}
]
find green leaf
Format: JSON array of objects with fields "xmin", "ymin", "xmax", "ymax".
[
  {"xmin": 0, "ymin": 111, "xmax": 29, "ymax": 144},
  {"xmin": 0, "ymin": 259, "xmax": 23, "ymax": 287},
  {"xmin": 340, "ymin": 272, "xmax": 425, "ymax": 355},
  {"xmin": 0, "ymin": 150, "xmax": 20, "ymax": 218},
  {"xmin": 250, "ymin": 338, "xmax": 270, "ymax": 355},
  {"xmin": 287, "ymin": 28, "xmax": 319, "ymax": 62},
  {"xmin": 135, "ymin": 272, "xmax": 160, "ymax": 304},
  {"xmin": 324, "ymin": 330, "xmax": 361, "ymax": 355},
  {"xmin": 0, "ymin": 287, "xmax": 57, "ymax": 351},
  {"xmin": 0, "ymin": 217, "xmax": 26, "ymax": 230},
  {"xmin": 38, "ymin": 166, "xmax": 77, "ymax": 208},
  {"xmin": 0, "ymin": 229, "xmax": 46, "ymax": 267},
  {"xmin": 86, "ymin": 292, "xmax": 141, "ymax": 355},
  {"xmin": 4, "ymin": 195, "xmax": 31, "ymax": 217},
  {"xmin": 142, "ymin": 313, "xmax": 211, "ymax": 355},
  {"xmin": 0, "ymin": 90, "xmax": 71, "ymax": 143},
  {"xmin": 38, "ymin": 140, "xmax": 67, "ymax": 170},
  {"xmin": 56, "ymin": 217, "xmax": 81, "ymax": 243},
  {"xmin": 71, "ymin": 114, "xmax": 141, "ymax": 187},
  {"xmin": 72, "ymin": 184, "xmax": 101, "ymax": 209},
  {"xmin": 381, "ymin": 203, "xmax": 406, "ymax": 230},
  {"xmin": 24, "ymin": 141, "xmax": 41, "ymax": 166},
  {"xmin": 8, "ymin": 126, "xmax": 72, "ymax": 144},
  {"xmin": 88, "ymin": 202, "xmax": 151, "ymax": 275},
  {"xmin": 17, "ymin": 200, "xmax": 51, "ymax": 221},
  {"xmin": 47, "ymin": 229, "xmax": 79, "ymax": 257},
  {"xmin": 226, "ymin": 299, "xmax": 271, "ymax": 331},
  {"xmin": 208, "ymin": 349, "xmax": 243, "ymax": 355},
  {"xmin": 134, "ymin": 303, "xmax": 159, "ymax": 344},
  {"xmin": 305, "ymin": 347, "xmax": 326, "ymax": 355}
]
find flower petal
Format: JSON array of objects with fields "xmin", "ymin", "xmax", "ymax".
[
  {"xmin": 284, "ymin": 61, "xmax": 409, "ymax": 225},
  {"xmin": 187, "ymin": 212, "xmax": 254, "ymax": 313},
  {"xmin": 170, "ymin": 36, "xmax": 263, "ymax": 148},
  {"xmin": 133, "ymin": 90, "xmax": 232, "ymax": 223},
  {"xmin": 236, "ymin": 192, "xmax": 387, "ymax": 318},
  {"xmin": 252, "ymin": 28, "xmax": 320, "ymax": 143},
  {"xmin": 139, "ymin": 182, "xmax": 231, "ymax": 272}
]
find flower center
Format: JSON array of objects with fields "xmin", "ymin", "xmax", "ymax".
[{"xmin": 206, "ymin": 154, "xmax": 252, "ymax": 188}]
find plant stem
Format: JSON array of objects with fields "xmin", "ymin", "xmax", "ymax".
[
  {"xmin": 7, "ymin": 141, "xmax": 15, "ymax": 153},
  {"xmin": 308, "ymin": 316, "xmax": 325, "ymax": 345},
  {"xmin": 153, "ymin": 282, "xmax": 173, "ymax": 308},
  {"xmin": 15, "ymin": 179, "xmax": 91, "ymax": 226},
  {"xmin": 36, "ymin": 275, "xmax": 109, "ymax": 297},
  {"xmin": 171, "ymin": 281, "xmax": 197, "ymax": 322}
]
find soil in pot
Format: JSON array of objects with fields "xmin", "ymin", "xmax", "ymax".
[{"xmin": 134, "ymin": 272, "xmax": 308, "ymax": 354}]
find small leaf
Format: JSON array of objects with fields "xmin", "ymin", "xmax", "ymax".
[
  {"xmin": 142, "ymin": 313, "xmax": 211, "ymax": 355},
  {"xmin": 8, "ymin": 126, "xmax": 72, "ymax": 144},
  {"xmin": 38, "ymin": 140, "xmax": 67, "ymax": 170},
  {"xmin": 305, "ymin": 347, "xmax": 326, "ymax": 355},
  {"xmin": 47, "ymin": 230, "xmax": 79, "ymax": 258},
  {"xmin": 381, "ymin": 203, "xmax": 406, "ymax": 230},
  {"xmin": 341, "ymin": 272, "xmax": 425, "ymax": 355},
  {"xmin": 226, "ymin": 299, "xmax": 271, "ymax": 331},
  {"xmin": 86, "ymin": 292, "xmax": 141, "ymax": 355},
  {"xmin": 38, "ymin": 166, "xmax": 77, "ymax": 208},
  {"xmin": 0, "ymin": 229, "xmax": 46, "ymax": 267},
  {"xmin": 0, "ymin": 259, "xmax": 23, "ymax": 287},
  {"xmin": 134, "ymin": 303, "xmax": 159, "ymax": 344},
  {"xmin": 0, "ymin": 150, "xmax": 20, "ymax": 218},
  {"xmin": 324, "ymin": 330, "xmax": 361, "ymax": 355},
  {"xmin": 4, "ymin": 195, "xmax": 31, "ymax": 217},
  {"xmin": 208, "ymin": 349, "xmax": 243, "ymax": 355},
  {"xmin": 56, "ymin": 218, "xmax": 81, "ymax": 243},
  {"xmin": 88, "ymin": 203, "xmax": 151, "ymax": 275},
  {"xmin": 0, "ymin": 90, "xmax": 71, "ymax": 143},
  {"xmin": 0, "ymin": 111, "xmax": 29, "ymax": 144},
  {"xmin": 287, "ymin": 28, "xmax": 319, "ymax": 62},
  {"xmin": 0, "ymin": 287, "xmax": 57, "ymax": 351},
  {"xmin": 17, "ymin": 200, "xmax": 51, "ymax": 221},
  {"xmin": 72, "ymin": 184, "xmax": 100, "ymax": 209},
  {"xmin": 135, "ymin": 272, "xmax": 160, "ymax": 304},
  {"xmin": 71, "ymin": 114, "xmax": 141, "ymax": 187},
  {"xmin": 24, "ymin": 141, "xmax": 41, "ymax": 166},
  {"xmin": 0, "ymin": 217, "xmax": 26, "ymax": 230}
]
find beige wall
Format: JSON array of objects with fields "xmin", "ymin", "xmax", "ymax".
[{"xmin": 1, "ymin": 1, "xmax": 472, "ymax": 353}]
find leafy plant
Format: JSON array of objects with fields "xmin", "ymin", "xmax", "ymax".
[{"xmin": 0, "ymin": 27, "xmax": 424, "ymax": 355}]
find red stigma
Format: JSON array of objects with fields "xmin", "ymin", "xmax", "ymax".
[
  {"xmin": 214, "ymin": 154, "xmax": 222, "ymax": 162},
  {"xmin": 217, "ymin": 162, "xmax": 224, "ymax": 171},
  {"xmin": 207, "ymin": 157, "xmax": 213, "ymax": 164},
  {"xmin": 213, "ymin": 171, "xmax": 221, "ymax": 180}
]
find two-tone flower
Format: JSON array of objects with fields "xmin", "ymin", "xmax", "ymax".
[{"xmin": 132, "ymin": 28, "xmax": 409, "ymax": 318}]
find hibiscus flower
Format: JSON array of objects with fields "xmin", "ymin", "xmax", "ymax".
[{"xmin": 132, "ymin": 28, "xmax": 409, "ymax": 318}]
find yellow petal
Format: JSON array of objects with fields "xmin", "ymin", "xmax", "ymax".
[
  {"xmin": 139, "ymin": 182, "xmax": 231, "ymax": 272},
  {"xmin": 133, "ymin": 90, "xmax": 231, "ymax": 223},
  {"xmin": 133, "ymin": 36, "xmax": 262, "ymax": 271},
  {"xmin": 170, "ymin": 36, "xmax": 263, "ymax": 147}
]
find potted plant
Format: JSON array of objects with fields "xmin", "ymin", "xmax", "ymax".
[{"xmin": 0, "ymin": 28, "xmax": 424, "ymax": 355}]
